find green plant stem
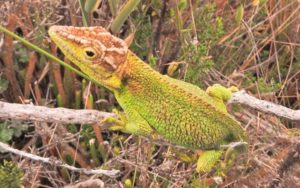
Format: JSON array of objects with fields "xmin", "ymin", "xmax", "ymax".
[
  {"xmin": 89, "ymin": 139, "xmax": 101, "ymax": 166},
  {"xmin": 108, "ymin": 0, "xmax": 119, "ymax": 17},
  {"xmin": 97, "ymin": 144, "xmax": 107, "ymax": 162},
  {"xmin": 84, "ymin": 0, "xmax": 101, "ymax": 13},
  {"xmin": 110, "ymin": 0, "xmax": 140, "ymax": 33},
  {"xmin": 56, "ymin": 94, "xmax": 64, "ymax": 107},
  {"xmin": 0, "ymin": 25, "xmax": 98, "ymax": 85},
  {"xmin": 79, "ymin": 0, "xmax": 89, "ymax": 26},
  {"xmin": 75, "ymin": 90, "xmax": 82, "ymax": 109}
]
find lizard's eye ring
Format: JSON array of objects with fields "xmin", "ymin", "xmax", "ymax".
[{"xmin": 83, "ymin": 47, "xmax": 97, "ymax": 59}]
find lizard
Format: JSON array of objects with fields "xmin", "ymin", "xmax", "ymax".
[{"xmin": 48, "ymin": 25, "xmax": 247, "ymax": 173}]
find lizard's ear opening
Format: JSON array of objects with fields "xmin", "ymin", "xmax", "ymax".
[{"xmin": 83, "ymin": 47, "xmax": 98, "ymax": 60}]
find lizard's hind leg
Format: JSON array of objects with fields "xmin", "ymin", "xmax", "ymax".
[{"xmin": 196, "ymin": 150, "xmax": 224, "ymax": 173}]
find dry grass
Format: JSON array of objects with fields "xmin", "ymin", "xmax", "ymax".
[{"xmin": 0, "ymin": 0, "xmax": 300, "ymax": 187}]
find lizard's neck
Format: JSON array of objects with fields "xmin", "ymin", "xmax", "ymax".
[
  {"xmin": 113, "ymin": 50, "xmax": 163, "ymax": 96},
  {"xmin": 123, "ymin": 51, "xmax": 162, "ymax": 85}
]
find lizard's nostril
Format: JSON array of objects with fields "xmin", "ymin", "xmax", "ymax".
[
  {"xmin": 48, "ymin": 26, "xmax": 66, "ymax": 36},
  {"xmin": 48, "ymin": 26, "xmax": 58, "ymax": 36}
]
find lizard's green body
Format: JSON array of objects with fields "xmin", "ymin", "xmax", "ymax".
[
  {"xmin": 116, "ymin": 51, "xmax": 243, "ymax": 149},
  {"xmin": 48, "ymin": 26, "xmax": 246, "ymax": 172}
]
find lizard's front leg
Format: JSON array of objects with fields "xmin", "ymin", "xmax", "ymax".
[{"xmin": 100, "ymin": 108, "xmax": 158, "ymax": 139}]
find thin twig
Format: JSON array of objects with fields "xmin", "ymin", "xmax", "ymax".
[
  {"xmin": 0, "ymin": 142, "xmax": 119, "ymax": 177},
  {"xmin": 152, "ymin": 0, "xmax": 167, "ymax": 67}
]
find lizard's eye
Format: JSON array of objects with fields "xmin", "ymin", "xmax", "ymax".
[{"xmin": 83, "ymin": 47, "xmax": 97, "ymax": 59}]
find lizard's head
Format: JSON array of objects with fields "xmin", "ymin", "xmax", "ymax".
[{"xmin": 48, "ymin": 25, "xmax": 128, "ymax": 91}]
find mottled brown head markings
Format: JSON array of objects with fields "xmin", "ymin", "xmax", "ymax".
[{"xmin": 48, "ymin": 26, "xmax": 128, "ymax": 72}]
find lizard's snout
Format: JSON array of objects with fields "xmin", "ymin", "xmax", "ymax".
[
  {"xmin": 48, "ymin": 26, "xmax": 58, "ymax": 36},
  {"xmin": 48, "ymin": 25, "xmax": 69, "ymax": 38}
]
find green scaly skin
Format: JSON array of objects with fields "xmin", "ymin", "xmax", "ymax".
[
  {"xmin": 48, "ymin": 26, "xmax": 246, "ymax": 173},
  {"xmin": 117, "ymin": 52, "xmax": 244, "ymax": 148}
]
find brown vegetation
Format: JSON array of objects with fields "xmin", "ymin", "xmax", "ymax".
[{"xmin": 0, "ymin": 0, "xmax": 300, "ymax": 187}]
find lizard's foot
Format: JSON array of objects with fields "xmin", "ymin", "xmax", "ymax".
[
  {"xmin": 100, "ymin": 108, "xmax": 158, "ymax": 139},
  {"xmin": 221, "ymin": 142, "xmax": 248, "ymax": 173},
  {"xmin": 100, "ymin": 109, "xmax": 127, "ymax": 131},
  {"xmin": 196, "ymin": 142, "xmax": 247, "ymax": 174},
  {"xmin": 206, "ymin": 84, "xmax": 238, "ymax": 102},
  {"xmin": 206, "ymin": 84, "xmax": 239, "ymax": 112},
  {"xmin": 196, "ymin": 150, "xmax": 223, "ymax": 173},
  {"xmin": 228, "ymin": 86, "xmax": 239, "ymax": 93}
]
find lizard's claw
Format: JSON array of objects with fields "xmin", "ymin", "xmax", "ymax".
[
  {"xmin": 100, "ymin": 109, "xmax": 127, "ymax": 131},
  {"xmin": 228, "ymin": 86, "xmax": 238, "ymax": 93},
  {"xmin": 219, "ymin": 142, "xmax": 248, "ymax": 174},
  {"xmin": 224, "ymin": 141, "xmax": 247, "ymax": 163},
  {"xmin": 112, "ymin": 109, "xmax": 127, "ymax": 123}
]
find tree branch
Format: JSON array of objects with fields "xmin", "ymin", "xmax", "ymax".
[
  {"xmin": 0, "ymin": 142, "xmax": 119, "ymax": 177},
  {"xmin": 0, "ymin": 90, "xmax": 299, "ymax": 125},
  {"xmin": 229, "ymin": 90, "xmax": 300, "ymax": 121},
  {"xmin": 0, "ymin": 101, "xmax": 115, "ymax": 124}
]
